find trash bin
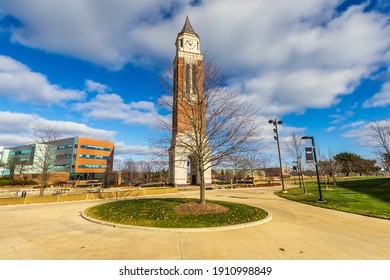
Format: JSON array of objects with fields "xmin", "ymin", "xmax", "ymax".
[{"xmin": 21, "ymin": 191, "xmax": 27, "ymax": 198}]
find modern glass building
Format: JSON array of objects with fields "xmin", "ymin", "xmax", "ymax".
[{"xmin": 0, "ymin": 137, "xmax": 114, "ymax": 180}]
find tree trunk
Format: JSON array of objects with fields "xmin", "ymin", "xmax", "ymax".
[
  {"xmin": 39, "ymin": 182, "xmax": 45, "ymax": 197},
  {"xmin": 199, "ymin": 171, "xmax": 206, "ymax": 204},
  {"xmin": 197, "ymin": 161, "xmax": 206, "ymax": 204},
  {"xmin": 299, "ymin": 165, "xmax": 307, "ymax": 194}
]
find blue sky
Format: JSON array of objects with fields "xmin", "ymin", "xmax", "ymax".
[{"xmin": 1, "ymin": 0, "xmax": 390, "ymax": 169}]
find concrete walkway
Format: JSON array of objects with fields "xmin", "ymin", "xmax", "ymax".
[{"xmin": 0, "ymin": 185, "xmax": 389, "ymax": 260}]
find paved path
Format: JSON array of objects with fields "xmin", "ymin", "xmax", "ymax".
[{"xmin": 0, "ymin": 185, "xmax": 389, "ymax": 260}]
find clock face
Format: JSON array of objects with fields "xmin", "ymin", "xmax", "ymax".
[{"xmin": 185, "ymin": 39, "xmax": 197, "ymax": 51}]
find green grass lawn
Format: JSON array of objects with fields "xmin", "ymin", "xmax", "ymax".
[
  {"xmin": 276, "ymin": 177, "xmax": 390, "ymax": 219},
  {"xmin": 0, "ymin": 178, "xmax": 38, "ymax": 186},
  {"xmin": 85, "ymin": 198, "xmax": 268, "ymax": 228}
]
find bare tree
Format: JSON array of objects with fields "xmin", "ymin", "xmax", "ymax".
[
  {"xmin": 317, "ymin": 147, "xmax": 343, "ymax": 189},
  {"xmin": 32, "ymin": 125, "xmax": 61, "ymax": 196},
  {"xmin": 368, "ymin": 119, "xmax": 390, "ymax": 175},
  {"xmin": 155, "ymin": 58, "xmax": 261, "ymax": 203},
  {"xmin": 257, "ymin": 154, "xmax": 272, "ymax": 180},
  {"xmin": 103, "ymin": 166, "xmax": 112, "ymax": 188},
  {"xmin": 139, "ymin": 160, "xmax": 154, "ymax": 184},
  {"xmin": 15, "ymin": 159, "xmax": 29, "ymax": 181},
  {"xmin": 284, "ymin": 131, "xmax": 307, "ymax": 194},
  {"xmin": 154, "ymin": 159, "xmax": 169, "ymax": 185},
  {"xmin": 0, "ymin": 161, "xmax": 5, "ymax": 176},
  {"xmin": 121, "ymin": 158, "xmax": 140, "ymax": 185},
  {"xmin": 241, "ymin": 148, "xmax": 266, "ymax": 184},
  {"xmin": 327, "ymin": 152, "xmax": 341, "ymax": 185},
  {"xmin": 225, "ymin": 153, "xmax": 245, "ymax": 187},
  {"xmin": 6, "ymin": 155, "xmax": 19, "ymax": 180}
]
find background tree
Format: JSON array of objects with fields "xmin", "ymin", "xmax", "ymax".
[
  {"xmin": 121, "ymin": 158, "xmax": 140, "ymax": 185},
  {"xmin": 225, "ymin": 153, "xmax": 245, "ymax": 186},
  {"xmin": 327, "ymin": 154, "xmax": 341, "ymax": 185},
  {"xmin": 139, "ymin": 160, "xmax": 153, "ymax": 184},
  {"xmin": 284, "ymin": 131, "xmax": 306, "ymax": 193},
  {"xmin": 156, "ymin": 58, "xmax": 262, "ymax": 203},
  {"xmin": 15, "ymin": 159, "xmax": 29, "ymax": 181},
  {"xmin": 0, "ymin": 161, "xmax": 5, "ymax": 176},
  {"xmin": 317, "ymin": 149, "xmax": 341, "ymax": 187},
  {"xmin": 154, "ymin": 159, "xmax": 169, "ymax": 185},
  {"xmin": 368, "ymin": 119, "xmax": 390, "ymax": 175},
  {"xmin": 334, "ymin": 152, "xmax": 378, "ymax": 176},
  {"xmin": 5, "ymin": 155, "xmax": 19, "ymax": 180},
  {"xmin": 334, "ymin": 152, "xmax": 358, "ymax": 176},
  {"xmin": 241, "ymin": 148, "xmax": 266, "ymax": 184},
  {"xmin": 103, "ymin": 166, "xmax": 112, "ymax": 188},
  {"xmin": 33, "ymin": 125, "xmax": 61, "ymax": 196},
  {"xmin": 385, "ymin": 153, "xmax": 390, "ymax": 172}
]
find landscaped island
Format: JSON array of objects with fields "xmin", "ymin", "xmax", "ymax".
[{"xmin": 85, "ymin": 198, "xmax": 268, "ymax": 228}]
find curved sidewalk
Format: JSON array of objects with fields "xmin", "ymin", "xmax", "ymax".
[{"xmin": 0, "ymin": 185, "xmax": 389, "ymax": 260}]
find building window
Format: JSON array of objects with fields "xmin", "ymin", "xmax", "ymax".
[
  {"xmin": 186, "ymin": 64, "xmax": 191, "ymax": 94},
  {"xmin": 57, "ymin": 144, "xmax": 73, "ymax": 150},
  {"xmin": 192, "ymin": 64, "xmax": 197, "ymax": 94},
  {"xmin": 80, "ymin": 144, "xmax": 111, "ymax": 151},
  {"xmin": 78, "ymin": 164, "xmax": 109, "ymax": 169},
  {"xmin": 79, "ymin": 154, "xmax": 111, "ymax": 160},
  {"xmin": 10, "ymin": 149, "xmax": 31, "ymax": 156},
  {"xmin": 56, "ymin": 154, "xmax": 72, "ymax": 160}
]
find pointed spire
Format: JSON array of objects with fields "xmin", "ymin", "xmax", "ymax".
[{"xmin": 180, "ymin": 16, "xmax": 196, "ymax": 34}]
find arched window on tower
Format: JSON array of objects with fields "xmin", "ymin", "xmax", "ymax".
[
  {"xmin": 186, "ymin": 64, "xmax": 191, "ymax": 95},
  {"xmin": 192, "ymin": 64, "xmax": 197, "ymax": 96}
]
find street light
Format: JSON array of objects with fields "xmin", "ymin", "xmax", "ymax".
[
  {"xmin": 269, "ymin": 119, "xmax": 286, "ymax": 193},
  {"xmin": 301, "ymin": 136, "xmax": 326, "ymax": 202}
]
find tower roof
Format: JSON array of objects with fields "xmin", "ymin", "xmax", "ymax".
[{"xmin": 180, "ymin": 16, "xmax": 197, "ymax": 35}]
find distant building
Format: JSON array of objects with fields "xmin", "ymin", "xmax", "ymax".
[
  {"xmin": 0, "ymin": 137, "xmax": 114, "ymax": 180},
  {"xmin": 212, "ymin": 167, "xmax": 291, "ymax": 181}
]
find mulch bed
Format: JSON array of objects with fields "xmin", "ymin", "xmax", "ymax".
[{"xmin": 175, "ymin": 202, "xmax": 229, "ymax": 215}]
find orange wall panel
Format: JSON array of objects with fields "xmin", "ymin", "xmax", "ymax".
[{"xmin": 74, "ymin": 137, "xmax": 114, "ymax": 173}]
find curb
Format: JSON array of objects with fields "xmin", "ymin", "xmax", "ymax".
[{"xmin": 80, "ymin": 209, "xmax": 272, "ymax": 233}]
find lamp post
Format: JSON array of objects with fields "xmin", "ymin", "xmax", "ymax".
[
  {"xmin": 269, "ymin": 119, "xmax": 286, "ymax": 193},
  {"xmin": 301, "ymin": 136, "xmax": 326, "ymax": 202}
]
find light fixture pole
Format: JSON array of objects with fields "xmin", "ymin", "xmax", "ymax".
[
  {"xmin": 269, "ymin": 119, "xmax": 286, "ymax": 193},
  {"xmin": 301, "ymin": 136, "xmax": 326, "ymax": 202}
]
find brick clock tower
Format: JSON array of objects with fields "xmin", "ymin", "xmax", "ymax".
[{"xmin": 169, "ymin": 17, "xmax": 212, "ymax": 186}]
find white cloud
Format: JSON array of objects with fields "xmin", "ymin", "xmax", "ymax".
[
  {"xmin": 329, "ymin": 114, "xmax": 347, "ymax": 124},
  {"xmin": 74, "ymin": 93, "xmax": 169, "ymax": 127},
  {"xmin": 85, "ymin": 80, "xmax": 111, "ymax": 93},
  {"xmin": 326, "ymin": 126, "xmax": 338, "ymax": 132},
  {"xmin": 341, "ymin": 120, "xmax": 388, "ymax": 146},
  {"xmin": 362, "ymin": 82, "xmax": 390, "ymax": 108},
  {"xmin": 0, "ymin": 111, "xmax": 116, "ymax": 147},
  {"xmin": 325, "ymin": 120, "xmax": 366, "ymax": 133},
  {"xmin": 340, "ymin": 121, "xmax": 367, "ymax": 130},
  {"xmin": 0, "ymin": 55, "xmax": 85, "ymax": 105},
  {"xmin": 1, "ymin": 0, "xmax": 178, "ymax": 69},
  {"xmin": 2, "ymin": 0, "xmax": 390, "ymax": 115},
  {"xmin": 114, "ymin": 142, "xmax": 154, "ymax": 156}
]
